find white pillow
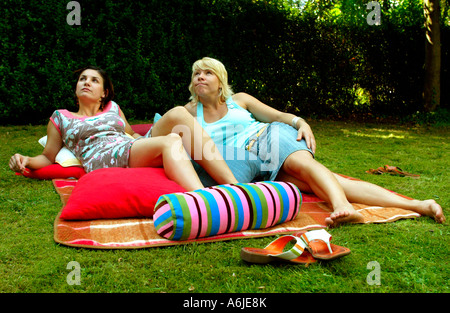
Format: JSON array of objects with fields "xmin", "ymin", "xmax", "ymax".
[{"xmin": 38, "ymin": 136, "xmax": 82, "ymax": 167}]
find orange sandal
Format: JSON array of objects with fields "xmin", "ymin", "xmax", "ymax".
[
  {"xmin": 365, "ymin": 166, "xmax": 387, "ymax": 175},
  {"xmin": 240, "ymin": 235, "xmax": 316, "ymax": 265},
  {"xmin": 294, "ymin": 229, "xmax": 351, "ymax": 261},
  {"xmin": 384, "ymin": 165, "xmax": 420, "ymax": 178}
]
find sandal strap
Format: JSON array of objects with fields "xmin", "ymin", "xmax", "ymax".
[
  {"xmin": 300, "ymin": 229, "xmax": 333, "ymax": 254},
  {"xmin": 264, "ymin": 236, "xmax": 308, "ymax": 261}
]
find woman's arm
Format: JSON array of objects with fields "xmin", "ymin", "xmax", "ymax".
[
  {"xmin": 233, "ymin": 92, "xmax": 316, "ymax": 153},
  {"xmin": 9, "ymin": 121, "xmax": 63, "ymax": 173}
]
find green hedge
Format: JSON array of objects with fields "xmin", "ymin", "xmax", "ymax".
[{"xmin": 0, "ymin": 0, "xmax": 448, "ymax": 125}]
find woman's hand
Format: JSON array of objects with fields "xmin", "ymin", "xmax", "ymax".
[
  {"xmin": 296, "ymin": 119, "xmax": 316, "ymax": 154},
  {"xmin": 9, "ymin": 153, "xmax": 30, "ymax": 174}
]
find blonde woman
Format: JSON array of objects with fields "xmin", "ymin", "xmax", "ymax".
[{"xmin": 184, "ymin": 57, "xmax": 445, "ymax": 226}]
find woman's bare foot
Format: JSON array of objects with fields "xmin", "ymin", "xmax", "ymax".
[
  {"xmin": 325, "ymin": 205, "xmax": 364, "ymax": 227},
  {"xmin": 414, "ymin": 199, "xmax": 446, "ymax": 223}
]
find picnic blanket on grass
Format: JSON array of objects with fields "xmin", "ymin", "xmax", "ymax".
[{"xmin": 52, "ymin": 177, "xmax": 420, "ymax": 249}]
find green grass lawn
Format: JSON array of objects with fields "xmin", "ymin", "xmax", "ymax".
[{"xmin": 0, "ymin": 120, "xmax": 448, "ymax": 295}]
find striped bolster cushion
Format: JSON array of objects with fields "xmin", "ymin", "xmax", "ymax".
[{"xmin": 153, "ymin": 181, "xmax": 302, "ymax": 240}]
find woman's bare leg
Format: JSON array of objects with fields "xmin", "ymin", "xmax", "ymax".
[
  {"xmin": 277, "ymin": 152, "xmax": 445, "ymax": 225},
  {"xmin": 151, "ymin": 106, "xmax": 238, "ymax": 185},
  {"xmin": 333, "ymin": 174, "xmax": 445, "ymax": 223},
  {"xmin": 129, "ymin": 134, "xmax": 204, "ymax": 191},
  {"xmin": 278, "ymin": 151, "xmax": 364, "ymax": 227}
]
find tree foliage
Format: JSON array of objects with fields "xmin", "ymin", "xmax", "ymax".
[{"xmin": 0, "ymin": 0, "xmax": 449, "ymax": 125}]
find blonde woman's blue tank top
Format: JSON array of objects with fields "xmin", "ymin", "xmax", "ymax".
[{"xmin": 196, "ymin": 97, "xmax": 266, "ymax": 148}]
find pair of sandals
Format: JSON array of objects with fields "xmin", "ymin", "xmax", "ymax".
[
  {"xmin": 240, "ymin": 229, "xmax": 350, "ymax": 266},
  {"xmin": 366, "ymin": 164, "xmax": 420, "ymax": 178}
]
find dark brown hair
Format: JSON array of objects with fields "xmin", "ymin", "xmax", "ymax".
[{"xmin": 73, "ymin": 66, "xmax": 115, "ymax": 110}]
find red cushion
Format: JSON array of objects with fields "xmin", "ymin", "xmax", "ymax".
[
  {"xmin": 59, "ymin": 167, "xmax": 186, "ymax": 220},
  {"xmin": 19, "ymin": 164, "xmax": 86, "ymax": 180},
  {"xmin": 131, "ymin": 124, "xmax": 152, "ymax": 136}
]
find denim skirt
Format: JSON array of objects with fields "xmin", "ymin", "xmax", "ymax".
[
  {"xmin": 247, "ymin": 122, "xmax": 314, "ymax": 181},
  {"xmin": 191, "ymin": 145, "xmax": 263, "ymax": 187},
  {"xmin": 193, "ymin": 122, "xmax": 314, "ymax": 186}
]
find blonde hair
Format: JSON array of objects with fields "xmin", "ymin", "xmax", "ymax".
[{"xmin": 188, "ymin": 57, "xmax": 234, "ymax": 103}]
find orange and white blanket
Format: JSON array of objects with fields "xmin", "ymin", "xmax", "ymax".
[{"xmin": 53, "ymin": 177, "xmax": 419, "ymax": 249}]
